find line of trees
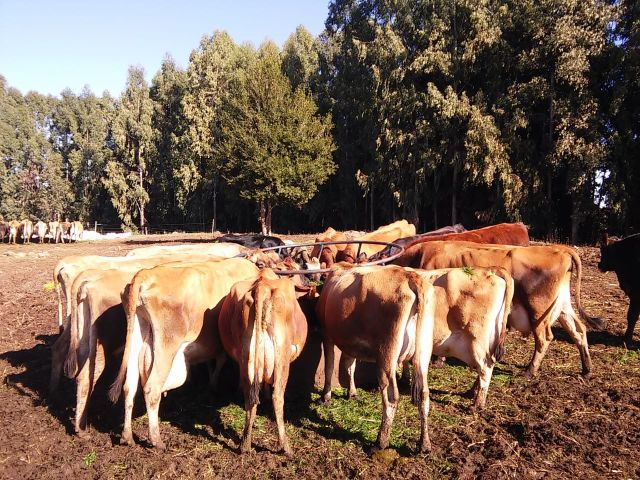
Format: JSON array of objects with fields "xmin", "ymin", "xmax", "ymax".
[{"xmin": 1, "ymin": 0, "xmax": 638, "ymax": 242}]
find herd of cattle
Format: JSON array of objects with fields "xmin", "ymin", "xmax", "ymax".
[
  {"xmin": 0, "ymin": 219, "xmax": 84, "ymax": 244},
  {"xmin": 43, "ymin": 220, "xmax": 638, "ymax": 455}
]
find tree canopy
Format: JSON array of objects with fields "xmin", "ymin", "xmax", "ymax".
[{"xmin": 1, "ymin": 3, "xmax": 637, "ymax": 242}]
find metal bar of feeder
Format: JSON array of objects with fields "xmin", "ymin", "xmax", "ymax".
[{"xmin": 258, "ymin": 240, "xmax": 404, "ymax": 275}]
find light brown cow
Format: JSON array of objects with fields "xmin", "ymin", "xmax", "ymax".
[
  {"xmin": 108, "ymin": 257, "xmax": 260, "ymax": 449},
  {"xmin": 62, "ymin": 254, "xmax": 226, "ymax": 436},
  {"xmin": 316, "ymin": 263, "xmax": 436, "ymax": 453},
  {"xmin": 337, "ymin": 220, "xmax": 416, "ymax": 263},
  {"xmin": 8, "ymin": 220, "xmax": 20, "ymax": 244},
  {"xmin": 53, "ymin": 244, "xmax": 245, "ymax": 332},
  {"xmin": 218, "ymin": 269, "xmax": 310, "ymax": 455},
  {"xmin": 341, "ymin": 266, "xmax": 514, "ymax": 410},
  {"xmin": 58, "ymin": 221, "xmax": 72, "ymax": 243},
  {"xmin": 394, "ymin": 241, "xmax": 604, "ymax": 376},
  {"xmin": 310, "ymin": 227, "xmax": 349, "ymax": 268},
  {"xmin": 34, "ymin": 220, "xmax": 47, "ymax": 243},
  {"xmin": 48, "ymin": 221, "xmax": 61, "ymax": 243},
  {"xmin": 19, "ymin": 219, "xmax": 33, "ymax": 244},
  {"xmin": 69, "ymin": 221, "xmax": 83, "ymax": 241},
  {"xmin": 125, "ymin": 242, "xmax": 250, "ymax": 259}
]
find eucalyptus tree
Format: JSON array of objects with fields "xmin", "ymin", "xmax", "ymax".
[
  {"xmin": 282, "ymin": 25, "xmax": 320, "ymax": 92},
  {"xmin": 0, "ymin": 79, "xmax": 72, "ymax": 220},
  {"xmin": 104, "ymin": 66, "xmax": 153, "ymax": 230},
  {"xmin": 324, "ymin": 0, "xmax": 517, "ymax": 228},
  {"xmin": 500, "ymin": 0, "xmax": 612, "ymax": 241},
  {"xmin": 148, "ymin": 55, "xmax": 190, "ymax": 223},
  {"xmin": 216, "ymin": 42, "xmax": 336, "ymax": 234},
  {"xmin": 182, "ymin": 31, "xmax": 251, "ymax": 228},
  {"xmin": 51, "ymin": 86, "xmax": 114, "ymax": 220},
  {"xmin": 599, "ymin": 0, "xmax": 640, "ymax": 234}
]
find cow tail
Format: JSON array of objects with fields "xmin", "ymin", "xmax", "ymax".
[
  {"xmin": 245, "ymin": 285, "xmax": 268, "ymax": 406},
  {"xmin": 566, "ymin": 247, "xmax": 605, "ymax": 330},
  {"xmin": 410, "ymin": 275, "xmax": 435, "ymax": 406},
  {"xmin": 108, "ymin": 276, "xmax": 140, "ymax": 403},
  {"xmin": 63, "ymin": 279, "xmax": 85, "ymax": 377},
  {"xmin": 54, "ymin": 264, "xmax": 64, "ymax": 331},
  {"xmin": 490, "ymin": 267, "xmax": 514, "ymax": 364}
]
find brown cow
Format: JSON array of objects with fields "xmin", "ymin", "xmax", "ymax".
[
  {"xmin": 8, "ymin": 220, "xmax": 20, "ymax": 244},
  {"xmin": 108, "ymin": 257, "xmax": 260, "ymax": 449},
  {"xmin": 0, "ymin": 222, "xmax": 7, "ymax": 242},
  {"xmin": 218, "ymin": 269, "xmax": 310, "ymax": 455},
  {"xmin": 340, "ymin": 266, "xmax": 513, "ymax": 410},
  {"xmin": 316, "ymin": 263, "xmax": 436, "ymax": 453},
  {"xmin": 394, "ymin": 241, "xmax": 604, "ymax": 376}
]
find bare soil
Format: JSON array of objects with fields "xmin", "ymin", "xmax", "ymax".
[{"xmin": 0, "ymin": 234, "xmax": 638, "ymax": 479}]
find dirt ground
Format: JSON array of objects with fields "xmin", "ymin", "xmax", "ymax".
[{"xmin": 0, "ymin": 233, "xmax": 638, "ymax": 479}]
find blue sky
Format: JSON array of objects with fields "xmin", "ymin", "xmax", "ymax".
[{"xmin": 0, "ymin": 0, "xmax": 329, "ymax": 97}]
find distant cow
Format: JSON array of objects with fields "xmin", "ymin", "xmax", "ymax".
[
  {"xmin": 395, "ymin": 241, "xmax": 603, "ymax": 376},
  {"xmin": 316, "ymin": 263, "xmax": 436, "ymax": 452},
  {"xmin": 8, "ymin": 220, "xmax": 20, "ymax": 244},
  {"xmin": 216, "ymin": 233, "xmax": 285, "ymax": 249},
  {"xmin": 0, "ymin": 223, "xmax": 7, "ymax": 242},
  {"xmin": 109, "ymin": 258, "xmax": 260, "ymax": 449},
  {"xmin": 58, "ymin": 221, "xmax": 72, "ymax": 243},
  {"xmin": 311, "ymin": 227, "xmax": 350, "ymax": 269},
  {"xmin": 599, "ymin": 233, "xmax": 640, "ymax": 343},
  {"xmin": 34, "ymin": 220, "xmax": 47, "ymax": 243},
  {"xmin": 69, "ymin": 221, "xmax": 83, "ymax": 242},
  {"xmin": 48, "ymin": 221, "xmax": 60, "ymax": 243},
  {"xmin": 218, "ymin": 269, "xmax": 311, "ymax": 455},
  {"xmin": 19, "ymin": 219, "xmax": 33, "ymax": 244}
]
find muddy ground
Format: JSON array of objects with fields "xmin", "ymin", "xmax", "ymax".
[{"xmin": 0, "ymin": 233, "xmax": 638, "ymax": 479}]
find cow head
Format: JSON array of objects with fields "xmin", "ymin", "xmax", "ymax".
[{"xmin": 598, "ymin": 233, "xmax": 621, "ymax": 273}]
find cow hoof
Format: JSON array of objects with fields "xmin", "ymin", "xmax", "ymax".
[
  {"xmin": 279, "ymin": 444, "xmax": 293, "ymax": 457},
  {"xmin": 120, "ymin": 436, "xmax": 135, "ymax": 447},
  {"xmin": 76, "ymin": 429, "xmax": 90, "ymax": 440},
  {"xmin": 581, "ymin": 370, "xmax": 591, "ymax": 379},
  {"xmin": 522, "ymin": 368, "xmax": 537, "ymax": 379},
  {"xmin": 152, "ymin": 440, "xmax": 166, "ymax": 451},
  {"xmin": 348, "ymin": 392, "xmax": 358, "ymax": 400},
  {"xmin": 318, "ymin": 394, "xmax": 331, "ymax": 405},
  {"xmin": 418, "ymin": 440, "xmax": 432, "ymax": 454}
]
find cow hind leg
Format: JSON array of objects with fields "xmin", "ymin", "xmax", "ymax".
[
  {"xmin": 241, "ymin": 396, "xmax": 258, "ymax": 454},
  {"xmin": 50, "ymin": 327, "xmax": 70, "ymax": 393},
  {"xmin": 525, "ymin": 322, "xmax": 554, "ymax": 378},
  {"xmin": 558, "ymin": 312, "xmax": 592, "ymax": 376},
  {"xmin": 142, "ymin": 352, "xmax": 177, "ymax": 450},
  {"xmin": 375, "ymin": 367, "xmax": 399, "ymax": 452},
  {"xmin": 471, "ymin": 364, "xmax": 494, "ymax": 410},
  {"xmin": 121, "ymin": 320, "xmax": 144, "ymax": 446},
  {"xmin": 272, "ymin": 362, "xmax": 292, "ymax": 456},
  {"xmin": 321, "ymin": 337, "xmax": 335, "ymax": 404},
  {"xmin": 343, "ymin": 354, "xmax": 357, "ymax": 399},
  {"xmin": 624, "ymin": 300, "xmax": 639, "ymax": 344}
]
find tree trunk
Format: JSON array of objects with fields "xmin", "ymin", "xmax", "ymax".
[
  {"xmin": 259, "ymin": 200, "xmax": 267, "ymax": 235},
  {"xmin": 570, "ymin": 197, "xmax": 580, "ymax": 245},
  {"xmin": 137, "ymin": 146, "xmax": 145, "ymax": 233},
  {"xmin": 266, "ymin": 202, "xmax": 273, "ymax": 235},
  {"xmin": 212, "ymin": 176, "xmax": 218, "ymax": 233},
  {"xmin": 370, "ymin": 185, "xmax": 374, "ymax": 231},
  {"xmin": 432, "ymin": 172, "xmax": 439, "ymax": 229},
  {"xmin": 451, "ymin": 163, "xmax": 458, "ymax": 225}
]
